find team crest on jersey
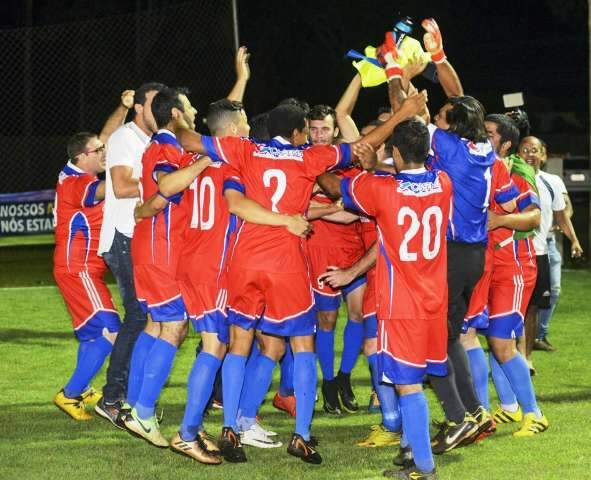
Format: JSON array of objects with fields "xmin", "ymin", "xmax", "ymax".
[
  {"xmin": 253, "ymin": 146, "xmax": 304, "ymax": 161},
  {"xmin": 397, "ymin": 177, "xmax": 442, "ymax": 197},
  {"xmin": 466, "ymin": 140, "xmax": 493, "ymax": 157}
]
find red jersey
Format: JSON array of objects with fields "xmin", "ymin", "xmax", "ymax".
[
  {"xmin": 132, "ymin": 130, "xmax": 191, "ymax": 267},
  {"xmin": 53, "ymin": 161, "xmax": 104, "ymax": 274},
  {"xmin": 177, "ymin": 161, "xmax": 243, "ymax": 285},
  {"xmin": 342, "ymin": 168, "xmax": 453, "ymax": 320},
  {"xmin": 202, "ymin": 135, "xmax": 351, "ymax": 272}
]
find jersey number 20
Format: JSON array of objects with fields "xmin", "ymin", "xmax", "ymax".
[{"xmin": 397, "ymin": 206, "xmax": 443, "ymax": 261}]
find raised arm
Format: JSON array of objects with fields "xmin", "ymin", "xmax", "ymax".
[
  {"xmin": 99, "ymin": 90, "xmax": 134, "ymax": 144},
  {"xmin": 176, "ymin": 128, "xmax": 207, "ymax": 155},
  {"xmin": 226, "ymin": 46, "xmax": 251, "ymax": 103},
  {"xmin": 421, "ymin": 18, "xmax": 463, "ymax": 98},
  {"xmin": 335, "ymin": 74, "xmax": 362, "ymax": 142}
]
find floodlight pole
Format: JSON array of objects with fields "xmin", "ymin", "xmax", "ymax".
[{"xmin": 232, "ymin": 0, "xmax": 240, "ymax": 51}]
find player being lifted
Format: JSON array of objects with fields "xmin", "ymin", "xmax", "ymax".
[
  {"xmin": 177, "ymin": 89, "xmax": 427, "ymax": 465},
  {"xmin": 319, "ymin": 119, "xmax": 452, "ymax": 480}
]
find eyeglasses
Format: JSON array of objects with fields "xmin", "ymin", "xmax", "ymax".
[
  {"xmin": 85, "ymin": 144, "xmax": 106, "ymax": 155},
  {"xmin": 519, "ymin": 147, "xmax": 542, "ymax": 154}
]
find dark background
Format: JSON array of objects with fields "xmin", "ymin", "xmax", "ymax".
[{"xmin": 1, "ymin": 0, "xmax": 588, "ymax": 155}]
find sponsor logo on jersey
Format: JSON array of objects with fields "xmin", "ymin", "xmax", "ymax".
[
  {"xmin": 397, "ymin": 177, "xmax": 442, "ymax": 197},
  {"xmin": 253, "ymin": 146, "xmax": 304, "ymax": 162}
]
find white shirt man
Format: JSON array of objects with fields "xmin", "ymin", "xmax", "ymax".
[{"xmin": 533, "ymin": 170, "xmax": 566, "ymax": 255}]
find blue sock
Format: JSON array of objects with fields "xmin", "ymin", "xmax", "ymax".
[
  {"xmin": 466, "ymin": 347, "xmax": 489, "ymax": 410},
  {"xmin": 368, "ymin": 353, "xmax": 401, "ymax": 432},
  {"xmin": 340, "ymin": 320, "xmax": 364, "ymax": 374},
  {"xmin": 238, "ymin": 354, "xmax": 276, "ymax": 422},
  {"xmin": 399, "ymin": 392, "xmax": 435, "ymax": 474},
  {"xmin": 135, "ymin": 338, "xmax": 177, "ymax": 419},
  {"xmin": 245, "ymin": 341, "xmax": 260, "ymax": 379},
  {"xmin": 127, "ymin": 332, "xmax": 156, "ymax": 407},
  {"xmin": 294, "ymin": 352, "xmax": 317, "ymax": 441},
  {"xmin": 500, "ymin": 354, "xmax": 542, "ymax": 416},
  {"xmin": 64, "ymin": 336, "xmax": 112, "ymax": 398},
  {"xmin": 180, "ymin": 352, "xmax": 221, "ymax": 441},
  {"xmin": 315, "ymin": 329, "xmax": 335, "ymax": 381},
  {"xmin": 279, "ymin": 342, "xmax": 294, "ymax": 396},
  {"xmin": 489, "ymin": 353, "xmax": 517, "ymax": 407},
  {"xmin": 222, "ymin": 353, "xmax": 247, "ymax": 429}
]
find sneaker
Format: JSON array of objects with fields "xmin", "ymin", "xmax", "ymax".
[
  {"xmin": 513, "ymin": 412, "xmax": 549, "ymax": 437},
  {"xmin": 492, "ymin": 406, "xmax": 523, "ymax": 424},
  {"xmin": 80, "ymin": 387, "xmax": 102, "ymax": 408},
  {"xmin": 272, "ymin": 391, "xmax": 296, "ymax": 417},
  {"xmin": 430, "ymin": 413, "xmax": 478, "ymax": 454},
  {"xmin": 170, "ymin": 432, "xmax": 222, "ymax": 465},
  {"xmin": 218, "ymin": 427, "xmax": 247, "ymax": 463},
  {"xmin": 533, "ymin": 338, "xmax": 555, "ymax": 352},
  {"xmin": 356, "ymin": 425, "xmax": 401, "ymax": 447},
  {"xmin": 94, "ymin": 398, "xmax": 127, "ymax": 429},
  {"xmin": 124, "ymin": 408, "xmax": 168, "ymax": 447},
  {"xmin": 459, "ymin": 406, "xmax": 494, "ymax": 446},
  {"xmin": 287, "ymin": 433, "xmax": 322, "ymax": 464},
  {"xmin": 251, "ymin": 421, "xmax": 277, "ymax": 437},
  {"xmin": 393, "ymin": 445, "xmax": 414, "ymax": 468},
  {"xmin": 383, "ymin": 466, "xmax": 438, "ymax": 479},
  {"xmin": 240, "ymin": 423, "xmax": 283, "ymax": 448},
  {"xmin": 336, "ymin": 371, "xmax": 359, "ymax": 413},
  {"xmin": 53, "ymin": 390, "xmax": 93, "ymax": 420},
  {"xmin": 368, "ymin": 390, "xmax": 381, "ymax": 413},
  {"xmin": 542, "ymin": 336, "xmax": 555, "ymax": 350},
  {"xmin": 321, "ymin": 378, "xmax": 343, "ymax": 415}
]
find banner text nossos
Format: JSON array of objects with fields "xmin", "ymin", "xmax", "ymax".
[{"xmin": 0, "ymin": 190, "xmax": 55, "ymax": 236}]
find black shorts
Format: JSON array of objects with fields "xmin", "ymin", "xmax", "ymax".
[
  {"xmin": 530, "ymin": 254, "xmax": 550, "ymax": 308},
  {"xmin": 447, "ymin": 242, "xmax": 486, "ymax": 341}
]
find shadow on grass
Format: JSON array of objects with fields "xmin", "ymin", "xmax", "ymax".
[
  {"xmin": 0, "ymin": 328, "xmax": 73, "ymax": 345},
  {"xmin": 537, "ymin": 389, "xmax": 591, "ymax": 404}
]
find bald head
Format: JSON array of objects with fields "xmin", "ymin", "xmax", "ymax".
[{"xmin": 518, "ymin": 136, "xmax": 545, "ymax": 171}]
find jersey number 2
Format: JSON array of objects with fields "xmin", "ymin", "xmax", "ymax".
[
  {"xmin": 263, "ymin": 169, "xmax": 287, "ymax": 213},
  {"xmin": 189, "ymin": 176, "xmax": 215, "ymax": 230},
  {"xmin": 397, "ymin": 206, "xmax": 443, "ymax": 261}
]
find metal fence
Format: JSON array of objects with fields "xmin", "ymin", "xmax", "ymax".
[{"xmin": 0, "ymin": 0, "xmax": 236, "ymax": 194}]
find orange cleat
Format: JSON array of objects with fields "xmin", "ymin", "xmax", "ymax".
[{"xmin": 272, "ymin": 391, "xmax": 296, "ymax": 417}]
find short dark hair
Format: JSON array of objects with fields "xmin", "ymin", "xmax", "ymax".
[
  {"xmin": 67, "ymin": 132, "xmax": 97, "ymax": 163},
  {"xmin": 278, "ymin": 97, "xmax": 310, "ymax": 115},
  {"xmin": 485, "ymin": 114, "xmax": 520, "ymax": 155},
  {"xmin": 506, "ymin": 109, "xmax": 531, "ymax": 139},
  {"xmin": 307, "ymin": 104, "xmax": 337, "ymax": 126},
  {"xmin": 206, "ymin": 99, "xmax": 244, "ymax": 135},
  {"xmin": 249, "ymin": 112, "xmax": 270, "ymax": 140},
  {"xmin": 446, "ymin": 96, "xmax": 488, "ymax": 143},
  {"xmin": 267, "ymin": 104, "xmax": 306, "ymax": 139},
  {"xmin": 151, "ymin": 87, "xmax": 184, "ymax": 129},
  {"xmin": 386, "ymin": 119, "xmax": 430, "ymax": 165},
  {"xmin": 132, "ymin": 82, "xmax": 166, "ymax": 119}
]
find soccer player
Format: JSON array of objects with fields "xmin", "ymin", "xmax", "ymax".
[
  {"xmin": 385, "ymin": 19, "xmax": 495, "ymax": 451},
  {"xmin": 319, "ymin": 119, "xmax": 452, "ymax": 480},
  {"xmin": 176, "ymin": 91, "xmax": 427, "ymax": 465},
  {"xmin": 96, "ymin": 82, "xmax": 166, "ymax": 427},
  {"xmin": 123, "ymin": 87, "xmax": 212, "ymax": 447},
  {"xmin": 306, "ymin": 104, "xmax": 367, "ymax": 415}
]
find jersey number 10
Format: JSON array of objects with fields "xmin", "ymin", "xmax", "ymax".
[{"xmin": 189, "ymin": 176, "xmax": 215, "ymax": 230}]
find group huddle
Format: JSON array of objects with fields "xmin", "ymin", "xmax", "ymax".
[{"xmin": 51, "ymin": 18, "xmax": 582, "ymax": 480}]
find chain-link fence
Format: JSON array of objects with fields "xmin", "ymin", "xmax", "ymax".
[{"xmin": 0, "ymin": 0, "xmax": 236, "ymax": 194}]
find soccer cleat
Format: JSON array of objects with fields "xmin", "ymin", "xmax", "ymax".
[
  {"xmin": 513, "ymin": 412, "xmax": 549, "ymax": 437},
  {"xmin": 533, "ymin": 338, "xmax": 555, "ymax": 352},
  {"xmin": 393, "ymin": 445, "xmax": 414, "ymax": 468},
  {"xmin": 197, "ymin": 431, "xmax": 221, "ymax": 455},
  {"xmin": 94, "ymin": 398, "xmax": 127, "ymax": 429},
  {"xmin": 124, "ymin": 408, "xmax": 169, "ymax": 447},
  {"xmin": 356, "ymin": 425, "xmax": 401, "ymax": 447},
  {"xmin": 272, "ymin": 391, "xmax": 296, "ymax": 417},
  {"xmin": 459, "ymin": 406, "xmax": 494, "ymax": 446},
  {"xmin": 383, "ymin": 466, "xmax": 438, "ymax": 479},
  {"xmin": 493, "ymin": 406, "xmax": 523, "ymax": 424},
  {"xmin": 336, "ymin": 371, "xmax": 359, "ymax": 413},
  {"xmin": 368, "ymin": 389, "xmax": 381, "ymax": 413},
  {"xmin": 218, "ymin": 427, "xmax": 247, "ymax": 463},
  {"xmin": 54, "ymin": 390, "xmax": 93, "ymax": 420},
  {"xmin": 321, "ymin": 379, "xmax": 343, "ymax": 415},
  {"xmin": 240, "ymin": 423, "xmax": 283, "ymax": 448},
  {"xmin": 430, "ymin": 413, "xmax": 478, "ymax": 454},
  {"xmin": 80, "ymin": 387, "xmax": 102, "ymax": 408},
  {"xmin": 287, "ymin": 433, "xmax": 322, "ymax": 465},
  {"xmin": 170, "ymin": 432, "xmax": 222, "ymax": 465}
]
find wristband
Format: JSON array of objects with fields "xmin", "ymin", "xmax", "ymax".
[{"xmin": 431, "ymin": 49, "xmax": 446, "ymax": 64}]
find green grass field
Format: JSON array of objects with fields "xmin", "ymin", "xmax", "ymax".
[{"xmin": 0, "ymin": 244, "xmax": 590, "ymax": 479}]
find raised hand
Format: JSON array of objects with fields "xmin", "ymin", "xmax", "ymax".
[
  {"xmin": 399, "ymin": 90, "xmax": 428, "ymax": 119},
  {"xmin": 421, "ymin": 18, "xmax": 446, "ymax": 63},
  {"xmin": 352, "ymin": 143, "xmax": 377, "ymax": 171},
  {"xmin": 120, "ymin": 90, "xmax": 135, "ymax": 109},
  {"xmin": 376, "ymin": 31, "xmax": 402, "ymax": 81},
  {"xmin": 235, "ymin": 46, "xmax": 251, "ymax": 82}
]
